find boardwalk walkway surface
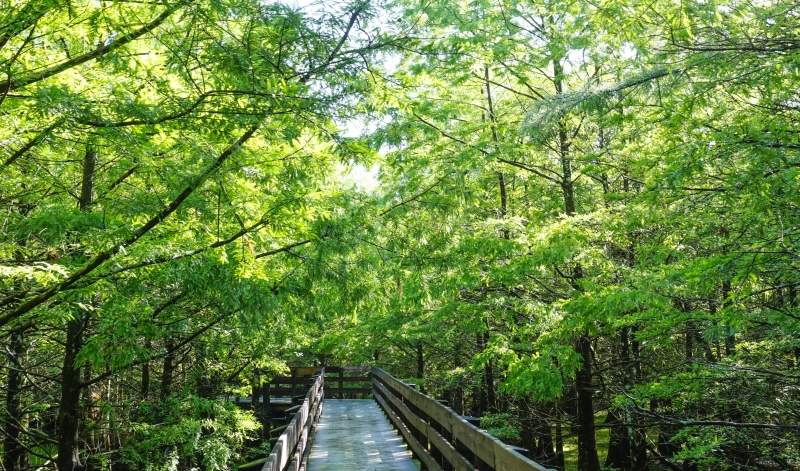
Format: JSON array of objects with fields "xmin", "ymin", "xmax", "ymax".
[{"xmin": 306, "ymin": 399, "xmax": 421, "ymax": 471}]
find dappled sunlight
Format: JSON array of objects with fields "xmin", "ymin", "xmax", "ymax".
[{"xmin": 307, "ymin": 399, "xmax": 421, "ymax": 471}]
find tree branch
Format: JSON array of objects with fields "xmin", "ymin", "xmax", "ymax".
[
  {"xmin": 0, "ymin": 0, "xmax": 189, "ymax": 93},
  {"xmin": 0, "ymin": 123, "xmax": 260, "ymax": 328}
]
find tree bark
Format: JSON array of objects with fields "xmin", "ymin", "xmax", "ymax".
[
  {"xmin": 56, "ymin": 311, "xmax": 88, "ymax": 471},
  {"xmin": 555, "ymin": 402, "xmax": 566, "ymax": 471},
  {"xmin": 606, "ymin": 329, "xmax": 632, "ymax": 470},
  {"xmin": 416, "ymin": 342, "xmax": 424, "ymax": 379},
  {"xmin": 722, "ymin": 280, "xmax": 735, "ymax": 356},
  {"xmin": 575, "ymin": 333, "xmax": 600, "ymax": 471},
  {"xmin": 791, "ymin": 285, "xmax": 800, "ymax": 368},
  {"xmin": 56, "ymin": 144, "xmax": 97, "ymax": 471},
  {"xmin": 160, "ymin": 339, "xmax": 175, "ymax": 401},
  {"xmin": 3, "ymin": 328, "xmax": 26, "ymax": 471},
  {"xmin": 628, "ymin": 327, "xmax": 648, "ymax": 470},
  {"xmin": 79, "ymin": 147, "xmax": 97, "ymax": 210},
  {"xmin": 141, "ymin": 339, "xmax": 151, "ymax": 400},
  {"xmin": 483, "ymin": 66, "xmax": 510, "ymax": 241},
  {"xmin": 484, "ymin": 331, "xmax": 496, "ymax": 412},
  {"xmin": 551, "ymin": 56, "xmax": 599, "ymax": 471}
]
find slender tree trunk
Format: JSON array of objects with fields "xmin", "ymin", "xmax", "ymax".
[
  {"xmin": 416, "ymin": 342, "xmax": 424, "ymax": 379},
  {"xmin": 263, "ymin": 376, "xmax": 272, "ymax": 438},
  {"xmin": 606, "ymin": 329, "xmax": 632, "ymax": 470},
  {"xmin": 722, "ymin": 280, "xmax": 735, "ymax": 356},
  {"xmin": 453, "ymin": 344, "xmax": 465, "ymax": 415},
  {"xmin": 791, "ymin": 285, "xmax": 800, "ymax": 367},
  {"xmin": 141, "ymin": 339, "xmax": 151, "ymax": 400},
  {"xmin": 604, "ymin": 409, "xmax": 629, "ymax": 469},
  {"xmin": 484, "ymin": 331, "xmax": 496, "ymax": 412},
  {"xmin": 81, "ymin": 355, "xmax": 94, "ymax": 467},
  {"xmin": 575, "ymin": 333, "xmax": 600, "ymax": 471},
  {"xmin": 251, "ymin": 369, "xmax": 263, "ymax": 442},
  {"xmin": 3, "ymin": 328, "xmax": 26, "ymax": 471},
  {"xmin": 653, "ymin": 399, "xmax": 679, "ymax": 458},
  {"xmin": 551, "ymin": 56, "xmax": 599, "ymax": 471},
  {"xmin": 555, "ymin": 402, "xmax": 566, "ymax": 471},
  {"xmin": 56, "ymin": 144, "xmax": 97, "ymax": 471},
  {"xmin": 482, "ymin": 66, "xmax": 500, "ymax": 414},
  {"xmin": 79, "ymin": 146, "xmax": 97, "ymax": 210},
  {"xmin": 160, "ymin": 339, "xmax": 175, "ymax": 401},
  {"xmin": 536, "ymin": 403, "xmax": 556, "ymax": 467},
  {"xmin": 629, "ymin": 327, "xmax": 648, "ymax": 470},
  {"xmin": 57, "ymin": 311, "xmax": 88, "ymax": 471},
  {"xmin": 476, "ymin": 333, "xmax": 487, "ymax": 415}
]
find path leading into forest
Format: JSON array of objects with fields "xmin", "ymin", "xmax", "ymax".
[{"xmin": 306, "ymin": 399, "xmax": 421, "ymax": 471}]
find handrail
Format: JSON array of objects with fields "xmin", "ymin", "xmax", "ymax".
[
  {"xmin": 260, "ymin": 368, "xmax": 324, "ymax": 471},
  {"xmin": 371, "ymin": 367, "xmax": 554, "ymax": 471}
]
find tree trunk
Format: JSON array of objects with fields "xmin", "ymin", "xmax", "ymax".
[
  {"xmin": 606, "ymin": 329, "xmax": 632, "ymax": 470},
  {"xmin": 56, "ymin": 311, "xmax": 88, "ymax": 471},
  {"xmin": 791, "ymin": 285, "xmax": 800, "ymax": 368},
  {"xmin": 575, "ymin": 333, "xmax": 600, "ymax": 471},
  {"xmin": 141, "ymin": 339, "xmax": 151, "ymax": 400},
  {"xmin": 56, "ymin": 144, "xmax": 98, "ymax": 471},
  {"xmin": 552, "ymin": 56, "xmax": 599, "ymax": 471},
  {"xmin": 416, "ymin": 342, "xmax": 424, "ymax": 379},
  {"xmin": 604, "ymin": 409, "xmax": 630, "ymax": 470},
  {"xmin": 722, "ymin": 280, "xmax": 735, "ymax": 356},
  {"xmin": 629, "ymin": 328, "xmax": 648, "ymax": 470},
  {"xmin": 251, "ymin": 369, "xmax": 264, "ymax": 443},
  {"xmin": 3, "ymin": 328, "xmax": 26, "ymax": 471},
  {"xmin": 160, "ymin": 339, "xmax": 175, "ymax": 401},
  {"xmin": 482, "ymin": 66, "xmax": 510, "ymax": 241},
  {"xmin": 484, "ymin": 331, "xmax": 496, "ymax": 412},
  {"xmin": 555, "ymin": 402, "xmax": 566, "ymax": 471},
  {"xmin": 653, "ymin": 399, "xmax": 679, "ymax": 458},
  {"xmin": 534, "ymin": 403, "xmax": 556, "ymax": 467},
  {"xmin": 79, "ymin": 146, "xmax": 97, "ymax": 211}
]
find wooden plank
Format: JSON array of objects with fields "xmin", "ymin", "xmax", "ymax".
[
  {"xmin": 451, "ymin": 417, "xmax": 495, "ymax": 467},
  {"xmin": 323, "ymin": 387, "xmax": 371, "ymax": 395},
  {"xmin": 373, "ymin": 381, "xmax": 475, "ymax": 471},
  {"xmin": 281, "ymin": 412, "xmax": 300, "ymax": 470},
  {"xmin": 372, "ymin": 368, "xmax": 554, "ymax": 471},
  {"xmin": 298, "ymin": 391, "xmax": 322, "ymax": 471},
  {"xmin": 261, "ymin": 440, "xmax": 281, "ymax": 471},
  {"xmin": 373, "ymin": 368, "xmax": 454, "ymax": 433},
  {"xmin": 261, "ymin": 369, "xmax": 325, "ymax": 471},
  {"xmin": 271, "ymin": 376, "xmax": 297, "ymax": 384},
  {"xmin": 374, "ymin": 390, "xmax": 444, "ymax": 471},
  {"xmin": 341, "ymin": 365, "xmax": 371, "ymax": 373},
  {"xmin": 493, "ymin": 438, "xmax": 552, "ymax": 471},
  {"xmin": 425, "ymin": 422, "xmax": 477, "ymax": 471},
  {"xmin": 270, "ymin": 388, "xmax": 307, "ymax": 396},
  {"xmin": 292, "ymin": 367, "xmax": 320, "ymax": 376},
  {"xmin": 321, "ymin": 375, "xmax": 371, "ymax": 383}
]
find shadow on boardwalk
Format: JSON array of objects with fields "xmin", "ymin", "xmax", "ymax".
[{"xmin": 307, "ymin": 399, "xmax": 421, "ymax": 471}]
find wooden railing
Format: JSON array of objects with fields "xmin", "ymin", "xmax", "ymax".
[
  {"xmin": 324, "ymin": 365, "xmax": 371, "ymax": 398},
  {"xmin": 260, "ymin": 369, "xmax": 324, "ymax": 471},
  {"xmin": 371, "ymin": 367, "xmax": 553, "ymax": 471},
  {"xmin": 258, "ymin": 366, "xmax": 553, "ymax": 471}
]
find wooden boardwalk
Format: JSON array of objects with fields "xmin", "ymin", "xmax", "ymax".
[{"xmin": 306, "ymin": 399, "xmax": 421, "ymax": 471}]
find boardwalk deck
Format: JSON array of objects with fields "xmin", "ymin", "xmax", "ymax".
[{"xmin": 306, "ymin": 399, "xmax": 421, "ymax": 471}]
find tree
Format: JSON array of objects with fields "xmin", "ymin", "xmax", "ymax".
[{"xmin": 1, "ymin": 0, "xmax": 390, "ymax": 468}]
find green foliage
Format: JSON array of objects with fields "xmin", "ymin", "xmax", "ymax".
[
  {"xmin": 481, "ymin": 413, "xmax": 522, "ymax": 443},
  {"xmin": 123, "ymin": 396, "xmax": 259, "ymax": 471},
  {"xmin": 2, "ymin": 0, "xmax": 800, "ymax": 469}
]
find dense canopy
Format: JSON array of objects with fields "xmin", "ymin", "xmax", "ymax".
[{"xmin": 1, "ymin": 0, "xmax": 799, "ymax": 470}]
